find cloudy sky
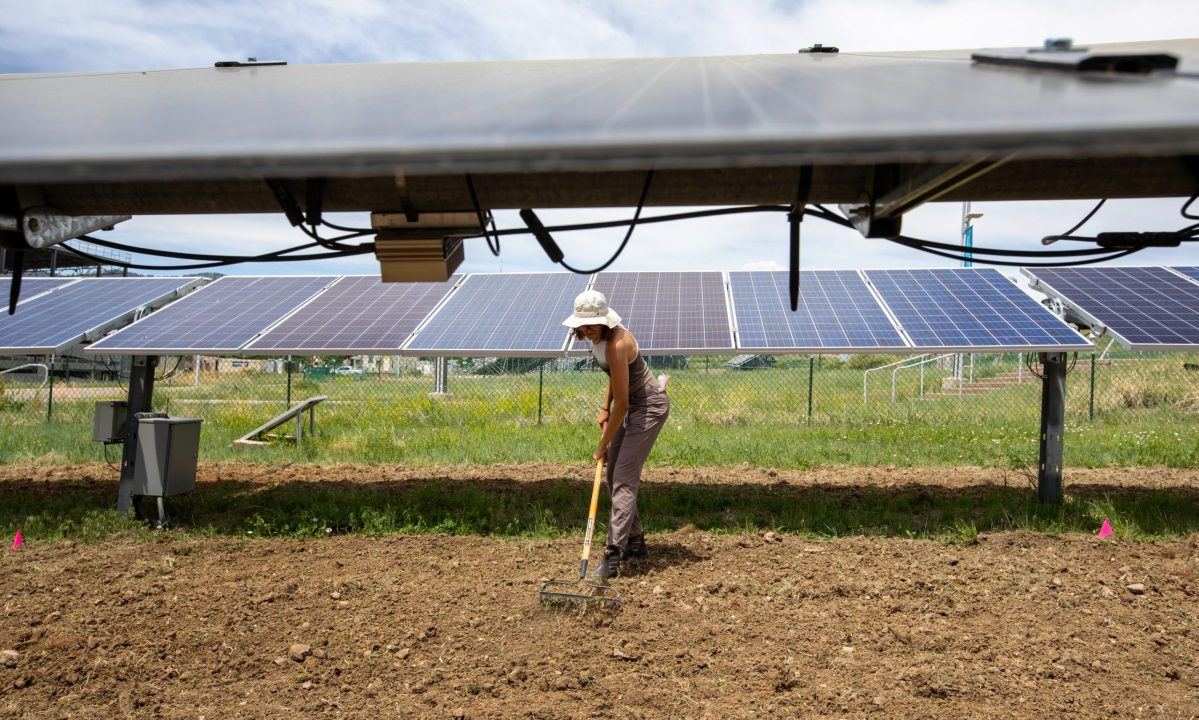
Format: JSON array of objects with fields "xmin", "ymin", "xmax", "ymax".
[{"xmin": 2, "ymin": 0, "xmax": 1198, "ymax": 278}]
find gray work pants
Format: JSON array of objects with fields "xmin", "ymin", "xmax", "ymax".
[{"xmin": 604, "ymin": 388, "xmax": 669, "ymax": 549}]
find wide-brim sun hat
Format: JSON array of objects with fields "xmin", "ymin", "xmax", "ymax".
[{"xmin": 562, "ymin": 289, "xmax": 622, "ymax": 329}]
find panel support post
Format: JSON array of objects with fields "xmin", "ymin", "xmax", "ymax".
[
  {"xmin": 1037, "ymin": 352, "xmax": 1066, "ymax": 505},
  {"xmin": 117, "ymin": 355, "xmax": 158, "ymax": 515}
]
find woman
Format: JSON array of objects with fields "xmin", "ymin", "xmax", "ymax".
[{"xmin": 563, "ymin": 290, "xmax": 670, "ymax": 579}]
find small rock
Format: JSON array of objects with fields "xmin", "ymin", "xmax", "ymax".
[
  {"xmin": 1, "ymin": 650, "xmax": 18, "ymax": 668},
  {"xmin": 62, "ymin": 540, "xmax": 75, "ymax": 548},
  {"xmin": 764, "ymin": 531, "xmax": 779, "ymax": 543},
  {"xmin": 289, "ymin": 644, "xmax": 312, "ymax": 662},
  {"xmin": 312, "ymin": 649, "xmax": 326, "ymax": 659},
  {"xmin": 330, "ymin": 591, "xmax": 341, "ymax": 600},
  {"xmin": 1126, "ymin": 583, "xmax": 1147, "ymax": 595},
  {"xmin": 300, "ymin": 680, "xmax": 312, "ymax": 690},
  {"xmin": 273, "ymin": 656, "xmax": 287, "ymax": 666},
  {"xmin": 397, "ymin": 648, "xmax": 410, "ymax": 660},
  {"xmin": 652, "ymin": 585, "xmax": 664, "ymax": 595},
  {"xmin": 14, "ymin": 676, "xmax": 32, "ymax": 689}
]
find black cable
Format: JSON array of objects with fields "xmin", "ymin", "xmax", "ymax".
[
  {"xmin": 79, "ymin": 233, "xmax": 370, "ymax": 263},
  {"xmin": 63, "ymin": 240, "xmax": 374, "ymax": 271},
  {"xmin": 299, "ymin": 223, "xmax": 368, "ymax": 251},
  {"xmin": 885, "ymin": 235, "xmax": 1141, "ymax": 266},
  {"xmin": 466, "ymin": 175, "xmax": 501, "ymax": 257},
  {"xmin": 559, "ymin": 170, "xmax": 655, "ymax": 275},
  {"xmin": 484, "ymin": 204, "xmax": 789, "ymax": 238},
  {"xmin": 1182, "ymin": 194, "xmax": 1199, "ymax": 221},
  {"xmin": 1041, "ymin": 199, "xmax": 1106, "ymax": 244},
  {"xmin": 319, "ymin": 218, "xmax": 374, "ymax": 233}
]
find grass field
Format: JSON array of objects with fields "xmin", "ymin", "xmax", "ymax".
[{"xmin": 3, "ymin": 353, "xmax": 1198, "ymax": 468}]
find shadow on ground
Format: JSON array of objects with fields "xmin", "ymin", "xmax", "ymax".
[{"xmin": 3, "ymin": 470, "xmax": 1198, "ymax": 541}]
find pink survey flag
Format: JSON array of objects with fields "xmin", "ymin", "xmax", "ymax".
[
  {"xmin": 11, "ymin": 531, "xmax": 22, "ymax": 550},
  {"xmin": 1098, "ymin": 518, "xmax": 1113, "ymax": 538}
]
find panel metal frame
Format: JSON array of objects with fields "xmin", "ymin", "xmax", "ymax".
[{"xmin": 1023, "ymin": 266, "xmax": 1199, "ymax": 352}]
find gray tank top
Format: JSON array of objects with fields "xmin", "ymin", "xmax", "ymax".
[{"xmin": 592, "ymin": 330, "xmax": 656, "ymax": 402}]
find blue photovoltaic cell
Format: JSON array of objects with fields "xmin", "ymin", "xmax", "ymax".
[
  {"xmin": 865, "ymin": 268, "xmax": 1091, "ymax": 351},
  {"xmin": 0, "ymin": 277, "xmax": 78, "ymax": 303},
  {"xmin": 572, "ymin": 272, "xmax": 732, "ymax": 353},
  {"xmin": 403, "ymin": 273, "xmax": 589, "ymax": 355},
  {"xmin": 0, "ymin": 277, "xmax": 197, "ymax": 353},
  {"xmin": 246, "ymin": 275, "xmax": 458, "ymax": 353},
  {"xmin": 88, "ymin": 276, "xmax": 333, "ymax": 353},
  {"xmin": 729, "ymin": 271, "xmax": 907, "ymax": 351},
  {"xmin": 1026, "ymin": 266, "xmax": 1199, "ymax": 349}
]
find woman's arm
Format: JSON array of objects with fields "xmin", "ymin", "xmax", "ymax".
[{"xmin": 595, "ymin": 332, "xmax": 632, "ymax": 460}]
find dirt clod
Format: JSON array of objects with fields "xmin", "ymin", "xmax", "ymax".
[{"xmin": 289, "ymin": 644, "xmax": 311, "ymax": 662}]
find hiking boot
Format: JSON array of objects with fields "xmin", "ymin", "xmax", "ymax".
[
  {"xmin": 597, "ymin": 545, "xmax": 624, "ymax": 579},
  {"xmin": 627, "ymin": 533, "xmax": 648, "ymax": 559}
]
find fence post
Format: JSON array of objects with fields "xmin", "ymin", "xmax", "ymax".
[
  {"xmin": 538, "ymin": 362, "xmax": 544, "ymax": 425},
  {"xmin": 1089, "ymin": 352, "xmax": 1096, "ymax": 421},
  {"xmin": 46, "ymin": 354, "xmax": 55, "ymax": 422},
  {"xmin": 286, "ymin": 355, "xmax": 293, "ymax": 407},
  {"xmin": 807, "ymin": 356, "xmax": 814, "ymax": 425}
]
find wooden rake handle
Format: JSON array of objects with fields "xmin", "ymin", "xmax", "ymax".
[{"xmin": 578, "ymin": 457, "xmax": 605, "ymax": 579}]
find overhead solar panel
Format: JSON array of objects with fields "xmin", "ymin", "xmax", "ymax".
[
  {"xmin": 244, "ymin": 275, "xmax": 460, "ymax": 355},
  {"xmin": 865, "ymin": 268, "xmax": 1092, "ymax": 352},
  {"xmin": 569, "ymin": 272, "xmax": 732, "ymax": 355},
  {"xmin": 1024, "ymin": 266, "xmax": 1199, "ymax": 350},
  {"xmin": 402, "ymin": 273, "xmax": 589, "ymax": 356},
  {"xmin": 2, "ymin": 48, "xmax": 1199, "ymax": 188},
  {"xmin": 0, "ymin": 277, "xmax": 201, "ymax": 354},
  {"xmin": 0, "ymin": 277, "xmax": 80, "ymax": 304},
  {"xmin": 87, "ymin": 276, "xmax": 334, "ymax": 354},
  {"xmin": 729, "ymin": 271, "xmax": 908, "ymax": 353}
]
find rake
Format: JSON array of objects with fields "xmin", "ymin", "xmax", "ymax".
[{"xmin": 539, "ymin": 457, "xmax": 621, "ymax": 610}]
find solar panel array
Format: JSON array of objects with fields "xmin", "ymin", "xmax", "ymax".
[
  {"xmin": 51, "ymin": 268, "xmax": 1112, "ymax": 358},
  {"xmin": 1025, "ymin": 266, "xmax": 1199, "ymax": 350},
  {"xmin": 403, "ymin": 273, "xmax": 589, "ymax": 356},
  {"xmin": 729, "ymin": 271, "xmax": 908, "ymax": 352},
  {"xmin": 89, "ymin": 276, "xmax": 335, "ymax": 353},
  {"xmin": 245, "ymin": 276, "xmax": 459, "ymax": 354},
  {"xmin": 865, "ymin": 269, "xmax": 1092, "ymax": 351},
  {"xmin": 0, "ymin": 277, "xmax": 200, "ymax": 354},
  {"xmin": 574, "ymin": 272, "xmax": 732, "ymax": 354}
]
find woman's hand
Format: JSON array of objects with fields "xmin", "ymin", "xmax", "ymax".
[
  {"xmin": 593, "ymin": 446, "xmax": 607, "ymax": 462},
  {"xmin": 596, "ymin": 409, "xmax": 610, "ymax": 429}
]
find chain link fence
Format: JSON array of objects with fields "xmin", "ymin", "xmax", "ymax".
[{"xmin": 3, "ymin": 347, "xmax": 1198, "ymax": 464}]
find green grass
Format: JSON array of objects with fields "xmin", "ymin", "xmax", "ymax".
[{"xmin": 3, "ymin": 353, "xmax": 1198, "ymax": 467}]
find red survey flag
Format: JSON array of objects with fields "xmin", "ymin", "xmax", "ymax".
[
  {"xmin": 1098, "ymin": 518, "xmax": 1113, "ymax": 538},
  {"xmin": 11, "ymin": 531, "xmax": 22, "ymax": 550}
]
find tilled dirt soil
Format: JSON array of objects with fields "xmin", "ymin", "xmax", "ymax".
[{"xmin": 1, "ymin": 463, "xmax": 1198, "ymax": 719}]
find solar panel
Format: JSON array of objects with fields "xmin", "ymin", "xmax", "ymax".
[
  {"xmin": 402, "ymin": 273, "xmax": 589, "ymax": 356},
  {"xmin": 2, "ymin": 48, "xmax": 1198, "ymax": 188},
  {"xmin": 0, "ymin": 277, "xmax": 79, "ymax": 304},
  {"xmin": 1024, "ymin": 266, "xmax": 1199, "ymax": 350},
  {"xmin": 87, "ymin": 276, "xmax": 334, "ymax": 354},
  {"xmin": 569, "ymin": 272, "xmax": 732, "ymax": 355},
  {"xmin": 1172, "ymin": 266, "xmax": 1199, "ymax": 284},
  {"xmin": 244, "ymin": 275, "xmax": 460, "ymax": 354},
  {"xmin": 865, "ymin": 268, "xmax": 1092, "ymax": 352},
  {"xmin": 729, "ymin": 271, "xmax": 908, "ymax": 352},
  {"xmin": 0, "ymin": 277, "xmax": 200, "ymax": 354}
]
